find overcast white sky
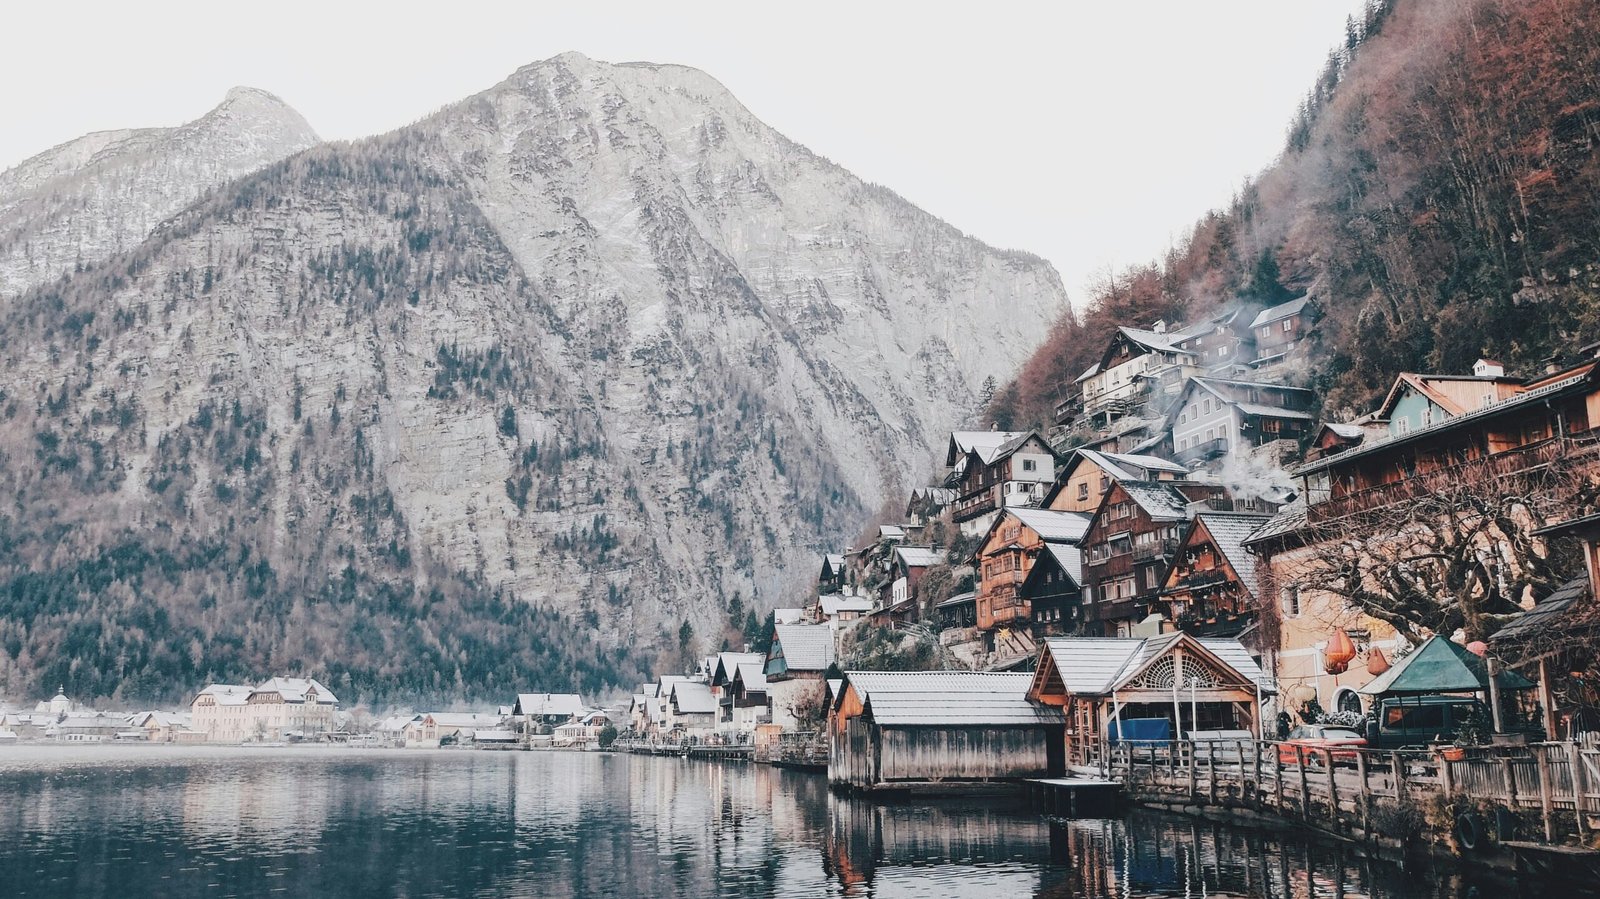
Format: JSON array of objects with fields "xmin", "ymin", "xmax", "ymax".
[{"xmin": 1, "ymin": 1, "xmax": 1365, "ymax": 305}]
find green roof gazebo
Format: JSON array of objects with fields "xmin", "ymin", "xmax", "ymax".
[{"xmin": 1359, "ymin": 635, "xmax": 1535, "ymax": 697}]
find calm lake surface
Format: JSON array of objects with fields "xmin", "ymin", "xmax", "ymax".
[{"xmin": 0, "ymin": 745, "xmax": 1501, "ymax": 898}]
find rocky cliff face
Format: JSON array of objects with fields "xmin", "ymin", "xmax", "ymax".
[
  {"xmin": 0, "ymin": 54, "xmax": 1066, "ymax": 703},
  {"xmin": 0, "ymin": 87, "xmax": 320, "ymax": 298}
]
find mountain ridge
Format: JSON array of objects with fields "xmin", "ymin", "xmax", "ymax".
[{"xmin": 0, "ymin": 54, "xmax": 1066, "ymax": 704}]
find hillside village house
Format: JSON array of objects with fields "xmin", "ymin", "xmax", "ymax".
[
  {"xmin": 1158, "ymin": 511, "xmax": 1272, "ymax": 640},
  {"xmin": 765, "ymin": 622, "xmax": 836, "ymax": 729},
  {"xmin": 1080, "ymin": 480, "xmax": 1228, "ymax": 637},
  {"xmin": 973, "ymin": 507, "xmax": 1090, "ymax": 633},
  {"xmin": 1162, "ymin": 377, "xmax": 1315, "ymax": 471},
  {"xmin": 1075, "ymin": 326, "xmax": 1200, "ymax": 429},
  {"xmin": 410, "ymin": 712, "xmax": 504, "ymax": 746},
  {"xmin": 889, "ymin": 545, "xmax": 942, "ymax": 613},
  {"xmin": 666, "ymin": 681, "xmax": 718, "ymax": 736},
  {"xmin": 710, "ymin": 651, "xmax": 765, "ymax": 729},
  {"xmin": 944, "ymin": 430, "xmax": 1058, "ymax": 534},
  {"xmin": 1246, "ymin": 297, "xmax": 1314, "ymax": 373},
  {"xmin": 819, "ymin": 554, "xmax": 847, "ymax": 593},
  {"xmin": 1044, "ymin": 449, "xmax": 1188, "ymax": 515}
]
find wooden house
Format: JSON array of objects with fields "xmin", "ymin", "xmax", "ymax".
[
  {"xmin": 1017, "ymin": 542, "xmax": 1083, "ymax": 636},
  {"xmin": 829, "ymin": 671, "xmax": 1066, "ymax": 791},
  {"xmin": 819, "ymin": 553, "xmax": 847, "ymax": 594},
  {"xmin": 1080, "ymin": 480, "xmax": 1227, "ymax": 637},
  {"xmin": 1245, "ymin": 297, "xmax": 1313, "ymax": 372},
  {"xmin": 973, "ymin": 507, "xmax": 1090, "ymax": 632},
  {"xmin": 945, "ymin": 430, "xmax": 1059, "ymax": 533},
  {"xmin": 765, "ymin": 623, "xmax": 837, "ymax": 729},
  {"xmin": 710, "ymin": 652, "xmax": 766, "ymax": 730},
  {"xmin": 1159, "ymin": 511, "xmax": 1272, "ymax": 639},
  {"xmin": 1043, "ymin": 449, "xmax": 1188, "ymax": 515},
  {"xmin": 724, "ymin": 663, "xmax": 771, "ymax": 733},
  {"xmin": 1163, "ymin": 376, "xmax": 1315, "ymax": 470},
  {"xmin": 1077, "ymin": 326, "xmax": 1199, "ymax": 429},
  {"xmin": 1027, "ymin": 634, "xmax": 1269, "ymax": 767}
]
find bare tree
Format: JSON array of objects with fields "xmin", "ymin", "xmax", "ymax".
[{"xmin": 1283, "ymin": 443, "xmax": 1588, "ymax": 643}]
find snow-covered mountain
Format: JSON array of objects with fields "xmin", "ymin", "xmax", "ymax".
[
  {"xmin": 0, "ymin": 54, "xmax": 1066, "ymax": 702},
  {"xmin": 0, "ymin": 87, "xmax": 319, "ymax": 297}
]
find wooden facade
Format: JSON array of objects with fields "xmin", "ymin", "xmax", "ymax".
[
  {"xmin": 1029, "ymin": 635, "xmax": 1265, "ymax": 768},
  {"xmin": 1080, "ymin": 481, "xmax": 1225, "ymax": 636},
  {"xmin": 949, "ymin": 432, "xmax": 1058, "ymax": 525},
  {"xmin": 1159, "ymin": 512, "xmax": 1271, "ymax": 639},
  {"xmin": 829, "ymin": 672, "xmax": 1065, "ymax": 791}
]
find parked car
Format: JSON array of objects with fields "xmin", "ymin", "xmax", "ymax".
[
  {"xmin": 1278, "ymin": 724, "xmax": 1367, "ymax": 764},
  {"xmin": 1363, "ymin": 695, "xmax": 1488, "ymax": 750}
]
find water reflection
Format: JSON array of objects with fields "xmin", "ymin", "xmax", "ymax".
[{"xmin": 0, "ymin": 746, "xmax": 1501, "ymax": 898}]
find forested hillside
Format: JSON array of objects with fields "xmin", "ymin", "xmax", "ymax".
[{"xmin": 995, "ymin": 0, "xmax": 1600, "ymax": 427}]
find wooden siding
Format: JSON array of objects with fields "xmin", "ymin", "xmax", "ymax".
[{"xmin": 831, "ymin": 721, "xmax": 1058, "ymax": 788}]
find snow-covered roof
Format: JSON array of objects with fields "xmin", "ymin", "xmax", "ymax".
[
  {"xmin": 894, "ymin": 546, "xmax": 943, "ymax": 568},
  {"xmin": 255, "ymin": 678, "xmax": 338, "ymax": 705},
  {"xmin": 1241, "ymin": 500, "xmax": 1308, "ymax": 547},
  {"xmin": 935, "ymin": 590, "xmax": 977, "ymax": 609},
  {"xmin": 712, "ymin": 651, "xmax": 766, "ymax": 685},
  {"xmin": 878, "ymin": 524, "xmax": 906, "ymax": 540},
  {"xmin": 769, "ymin": 623, "xmax": 836, "ymax": 673},
  {"xmin": 1007, "ymin": 508, "xmax": 1092, "ymax": 543},
  {"xmin": 1037, "ymin": 634, "xmax": 1270, "ymax": 697},
  {"xmin": 773, "ymin": 607, "xmax": 805, "ymax": 625},
  {"xmin": 843, "ymin": 671, "xmax": 1062, "ymax": 727},
  {"xmin": 733, "ymin": 662, "xmax": 768, "ymax": 693},
  {"xmin": 425, "ymin": 712, "xmax": 502, "ymax": 728},
  {"xmin": 1040, "ymin": 543, "xmax": 1084, "ymax": 587},
  {"xmin": 1190, "ymin": 512, "xmax": 1273, "ymax": 593},
  {"xmin": 1248, "ymin": 297, "xmax": 1310, "ymax": 328},
  {"xmin": 1118, "ymin": 481, "xmax": 1192, "ymax": 521},
  {"xmin": 1322, "ymin": 422, "xmax": 1366, "ymax": 439},
  {"xmin": 820, "ymin": 595, "xmax": 874, "ymax": 616},
  {"xmin": 514, "ymin": 693, "xmax": 585, "ymax": 717},
  {"xmin": 194, "ymin": 684, "xmax": 253, "ymax": 707},
  {"xmin": 669, "ymin": 680, "xmax": 717, "ymax": 715},
  {"xmin": 949, "ymin": 430, "xmax": 1031, "ymax": 465}
]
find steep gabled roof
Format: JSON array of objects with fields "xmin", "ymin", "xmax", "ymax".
[
  {"xmin": 1240, "ymin": 500, "xmax": 1308, "ymax": 549},
  {"xmin": 1248, "ymin": 296, "xmax": 1310, "ymax": 328},
  {"xmin": 732, "ymin": 662, "xmax": 768, "ymax": 693},
  {"xmin": 669, "ymin": 680, "xmax": 717, "ymax": 715},
  {"xmin": 820, "ymin": 595, "xmax": 874, "ymax": 616},
  {"xmin": 1118, "ymin": 480, "xmax": 1193, "ymax": 521},
  {"xmin": 1038, "ymin": 542, "xmax": 1084, "ymax": 588},
  {"xmin": 947, "ymin": 431, "xmax": 1030, "ymax": 466},
  {"xmin": 711, "ymin": 652, "xmax": 766, "ymax": 686},
  {"xmin": 768, "ymin": 623, "xmax": 836, "ymax": 674},
  {"xmin": 1187, "ymin": 512, "xmax": 1274, "ymax": 595},
  {"xmin": 1007, "ymin": 507, "xmax": 1092, "ymax": 543},
  {"xmin": 1033, "ymin": 634, "xmax": 1270, "ymax": 699}
]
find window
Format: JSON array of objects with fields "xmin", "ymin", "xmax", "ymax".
[
  {"xmin": 1395, "ymin": 418, "xmax": 1412, "ymax": 436},
  {"xmin": 1259, "ymin": 327, "xmax": 1271, "ymax": 339},
  {"xmin": 1280, "ymin": 586, "xmax": 1301, "ymax": 618},
  {"xmin": 1022, "ymin": 459, "xmax": 1036, "ymax": 472},
  {"xmin": 1219, "ymin": 345, "xmax": 1229, "ymax": 358},
  {"xmin": 1282, "ymin": 318, "xmax": 1293, "ymax": 332},
  {"xmin": 1077, "ymin": 483, "xmax": 1089, "ymax": 501},
  {"xmin": 1421, "ymin": 406, "xmax": 1433, "ymax": 426},
  {"xmin": 1100, "ymin": 475, "xmax": 1110, "ymax": 491}
]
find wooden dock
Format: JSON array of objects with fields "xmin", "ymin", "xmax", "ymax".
[{"xmin": 1028, "ymin": 777, "xmax": 1123, "ymax": 817}]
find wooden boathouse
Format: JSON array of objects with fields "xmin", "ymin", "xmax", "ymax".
[
  {"xmin": 829, "ymin": 671, "xmax": 1066, "ymax": 792},
  {"xmin": 1027, "ymin": 633, "xmax": 1269, "ymax": 768}
]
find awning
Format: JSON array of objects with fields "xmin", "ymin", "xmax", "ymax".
[{"xmin": 1359, "ymin": 635, "xmax": 1535, "ymax": 696}]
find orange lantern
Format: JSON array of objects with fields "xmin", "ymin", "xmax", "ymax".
[
  {"xmin": 1367, "ymin": 646, "xmax": 1390, "ymax": 675},
  {"xmin": 1324, "ymin": 629, "xmax": 1357, "ymax": 675},
  {"xmin": 1466, "ymin": 640, "xmax": 1488, "ymax": 656}
]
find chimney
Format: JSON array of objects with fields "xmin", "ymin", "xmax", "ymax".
[
  {"xmin": 1546, "ymin": 354, "xmax": 1564, "ymax": 375},
  {"xmin": 1472, "ymin": 358, "xmax": 1505, "ymax": 378},
  {"xmin": 1152, "ymin": 320, "xmax": 1168, "ymax": 334}
]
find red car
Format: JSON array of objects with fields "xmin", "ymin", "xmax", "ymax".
[{"xmin": 1278, "ymin": 725, "xmax": 1367, "ymax": 764}]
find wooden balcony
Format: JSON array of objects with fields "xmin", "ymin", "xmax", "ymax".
[{"xmin": 1131, "ymin": 539, "xmax": 1179, "ymax": 563}]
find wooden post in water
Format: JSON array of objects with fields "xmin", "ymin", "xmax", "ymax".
[
  {"xmin": 1274, "ymin": 744, "xmax": 1285, "ymax": 813},
  {"xmin": 1391, "ymin": 752, "xmax": 1405, "ymax": 800},
  {"xmin": 1252, "ymin": 740, "xmax": 1263, "ymax": 807},
  {"xmin": 1355, "ymin": 752, "xmax": 1371, "ymax": 835},
  {"xmin": 1536, "ymin": 746, "xmax": 1554, "ymax": 842},
  {"xmin": 1440, "ymin": 748, "xmax": 1454, "ymax": 797},
  {"xmin": 1569, "ymin": 741, "xmax": 1588, "ymax": 839},
  {"xmin": 1188, "ymin": 741, "xmax": 1198, "ymax": 800},
  {"xmin": 1325, "ymin": 749, "xmax": 1339, "ymax": 823},
  {"xmin": 1297, "ymin": 746, "xmax": 1311, "ymax": 820},
  {"xmin": 1209, "ymin": 745, "xmax": 1219, "ymax": 805}
]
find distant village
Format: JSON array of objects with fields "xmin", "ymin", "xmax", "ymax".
[{"xmin": 6, "ymin": 293, "xmax": 1600, "ymax": 797}]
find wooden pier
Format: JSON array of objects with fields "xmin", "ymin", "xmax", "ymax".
[{"xmin": 1028, "ymin": 777, "xmax": 1123, "ymax": 817}]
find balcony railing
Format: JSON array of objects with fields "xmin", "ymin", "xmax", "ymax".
[
  {"xmin": 1175, "ymin": 437, "xmax": 1229, "ymax": 465},
  {"xmin": 1131, "ymin": 539, "xmax": 1179, "ymax": 563}
]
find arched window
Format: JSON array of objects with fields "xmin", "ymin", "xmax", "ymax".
[{"xmin": 1334, "ymin": 687, "xmax": 1363, "ymax": 715}]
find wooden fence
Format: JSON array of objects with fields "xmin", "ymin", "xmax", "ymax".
[{"xmin": 1101, "ymin": 739, "xmax": 1600, "ymax": 844}]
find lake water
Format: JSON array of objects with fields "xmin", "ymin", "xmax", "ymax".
[{"xmin": 0, "ymin": 745, "xmax": 1498, "ymax": 898}]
